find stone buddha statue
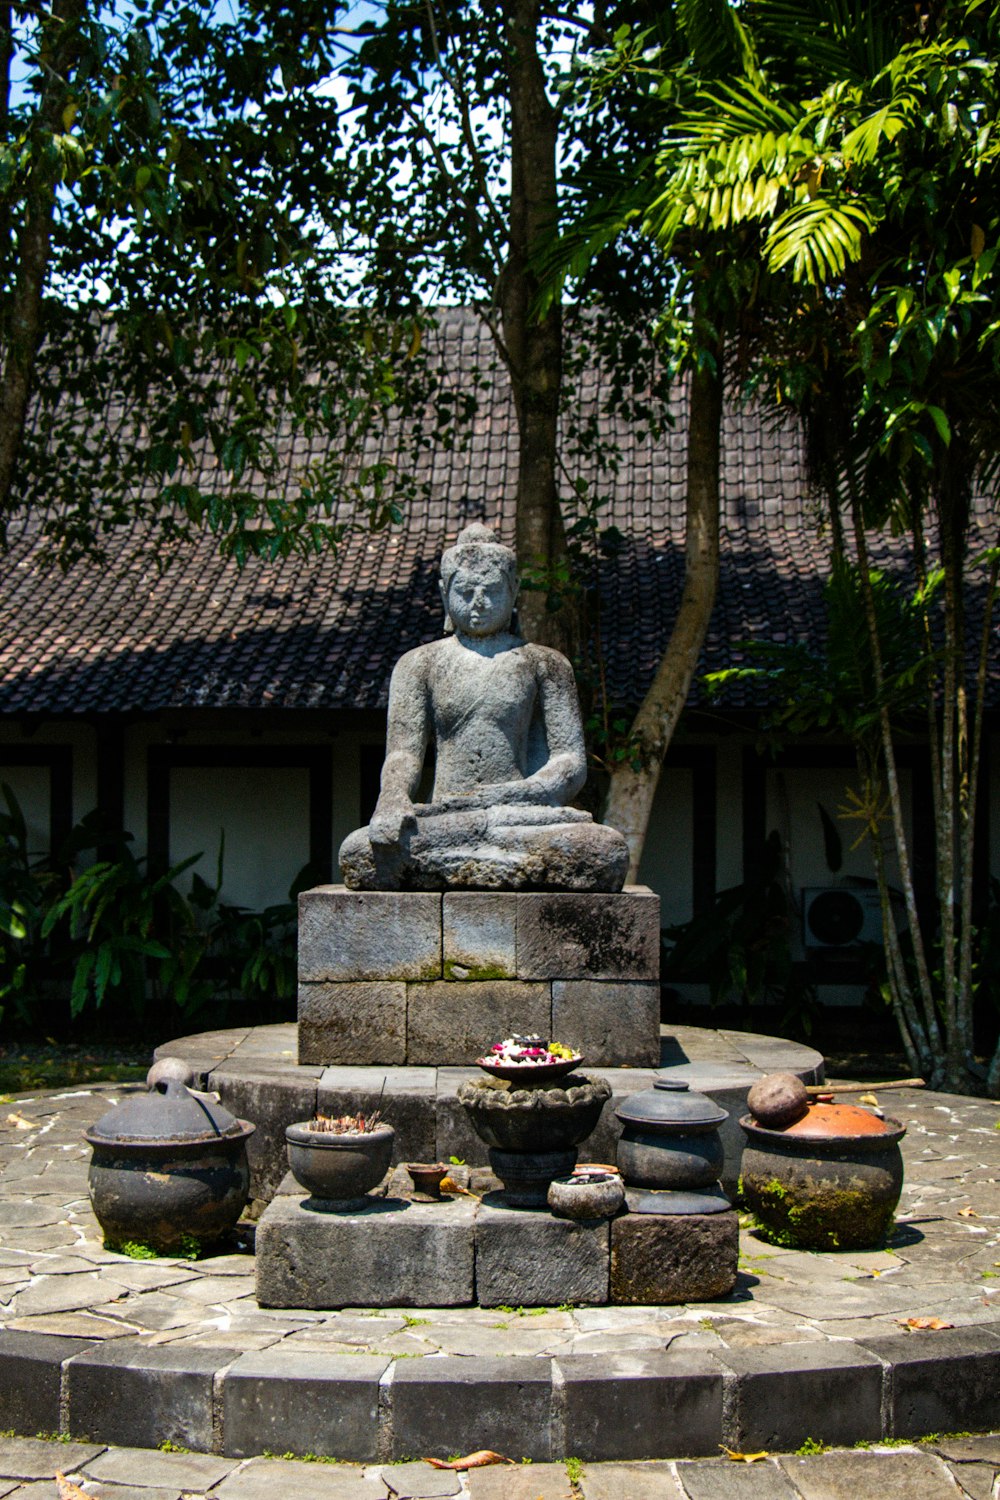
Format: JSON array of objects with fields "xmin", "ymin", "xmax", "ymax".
[{"xmin": 339, "ymin": 523, "xmax": 629, "ymax": 891}]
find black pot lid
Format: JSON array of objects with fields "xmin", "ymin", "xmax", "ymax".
[
  {"xmin": 615, "ymin": 1078, "xmax": 728, "ymax": 1129},
  {"xmin": 88, "ymin": 1078, "xmax": 241, "ymax": 1144}
]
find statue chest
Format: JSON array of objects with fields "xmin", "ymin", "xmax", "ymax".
[{"xmin": 428, "ymin": 651, "xmax": 536, "ymax": 740}]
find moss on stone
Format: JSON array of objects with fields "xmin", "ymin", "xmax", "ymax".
[
  {"xmin": 442, "ymin": 960, "xmax": 512, "ymax": 981},
  {"xmin": 747, "ymin": 1177, "xmax": 895, "ymax": 1252}
]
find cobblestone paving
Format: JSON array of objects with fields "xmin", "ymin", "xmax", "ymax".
[
  {"xmin": 2, "ymin": 1083, "xmax": 999, "ymax": 1355},
  {"xmin": 0, "ymin": 1434, "xmax": 998, "ymax": 1499}
]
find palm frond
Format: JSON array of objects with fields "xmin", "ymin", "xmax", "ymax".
[
  {"xmin": 676, "ymin": 0, "xmax": 762, "ymax": 84},
  {"xmin": 754, "ymin": 0, "xmax": 913, "ymax": 89},
  {"xmin": 841, "ymin": 99, "xmax": 910, "ymax": 162},
  {"xmin": 765, "ymin": 196, "xmax": 877, "ymax": 283},
  {"xmin": 673, "ymin": 79, "xmax": 799, "ymax": 142}
]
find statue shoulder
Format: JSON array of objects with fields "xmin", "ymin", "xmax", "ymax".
[
  {"xmin": 391, "ymin": 639, "xmax": 444, "ymax": 681},
  {"xmin": 523, "ymin": 642, "xmax": 576, "ymax": 684}
]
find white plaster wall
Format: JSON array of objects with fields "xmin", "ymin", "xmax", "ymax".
[
  {"xmin": 0, "ymin": 763, "xmax": 50, "ymax": 854},
  {"xmin": 765, "ymin": 764, "xmax": 913, "ymax": 895},
  {"xmin": 168, "ymin": 765, "xmax": 310, "ymax": 909},
  {"xmin": 128, "ymin": 724, "xmax": 366, "ymax": 908},
  {"xmin": 637, "ymin": 766, "xmax": 694, "ymax": 929},
  {"xmin": 0, "ymin": 721, "xmax": 97, "ymax": 830}
]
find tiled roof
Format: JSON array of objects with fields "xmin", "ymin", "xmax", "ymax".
[{"xmin": 1, "ymin": 308, "xmax": 996, "ymax": 717}]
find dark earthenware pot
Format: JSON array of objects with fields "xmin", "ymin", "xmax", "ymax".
[
  {"xmin": 286, "ymin": 1122, "xmax": 395, "ymax": 1205},
  {"xmin": 458, "ymin": 1075, "xmax": 611, "ymax": 1154},
  {"xmin": 407, "ymin": 1162, "xmax": 449, "ymax": 1198},
  {"xmin": 740, "ymin": 1111, "xmax": 906, "ymax": 1250},
  {"xmin": 86, "ymin": 1079, "xmax": 254, "ymax": 1253},
  {"xmin": 615, "ymin": 1080, "xmax": 727, "ymax": 1191}
]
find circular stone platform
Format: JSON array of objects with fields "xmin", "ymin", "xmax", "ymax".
[
  {"xmin": 152, "ymin": 1023, "xmax": 826, "ymax": 1201},
  {"xmin": 2, "ymin": 1028, "xmax": 1000, "ymax": 1463}
]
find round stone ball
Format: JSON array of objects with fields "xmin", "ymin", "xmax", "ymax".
[
  {"xmin": 146, "ymin": 1056, "xmax": 195, "ymax": 1091},
  {"xmin": 747, "ymin": 1071, "xmax": 809, "ymax": 1129}
]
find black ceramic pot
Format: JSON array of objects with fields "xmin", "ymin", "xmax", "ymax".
[
  {"xmin": 615, "ymin": 1080, "xmax": 727, "ymax": 1190},
  {"xmin": 86, "ymin": 1079, "xmax": 254, "ymax": 1254},
  {"xmin": 740, "ymin": 1112, "xmax": 906, "ymax": 1250},
  {"xmin": 286, "ymin": 1122, "xmax": 395, "ymax": 1205}
]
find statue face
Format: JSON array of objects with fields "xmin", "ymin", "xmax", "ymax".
[{"xmin": 443, "ymin": 561, "xmax": 515, "ymax": 638}]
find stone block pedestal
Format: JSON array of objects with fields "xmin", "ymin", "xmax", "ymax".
[
  {"xmin": 255, "ymin": 1176, "xmax": 735, "ymax": 1310},
  {"xmin": 610, "ymin": 1211, "xmax": 739, "ymax": 1305},
  {"xmin": 298, "ymin": 885, "xmax": 660, "ymax": 1067}
]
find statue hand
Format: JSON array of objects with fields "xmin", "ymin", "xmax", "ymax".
[{"xmin": 370, "ymin": 795, "xmax": 417, "ymax": 847}]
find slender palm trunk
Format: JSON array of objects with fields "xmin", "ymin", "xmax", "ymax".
[
  {"xmin": 849, "ymin": 499, "xmax": 944, "ymax": 1075},
  {"xmin": 605, "ymin": 359, "xmax": 723, "ymax": 877}
]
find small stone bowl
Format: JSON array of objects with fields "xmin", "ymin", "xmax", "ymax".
[
  {"xmin": 548, "ymin": 1170, "xmax": 625, "ymax": 1222},
  {"xmin": 407, "ymin": 1162, "xmax": 449, "ymax": 1198}
]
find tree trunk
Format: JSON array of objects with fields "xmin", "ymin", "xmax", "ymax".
[
  {"xmin": 604, "ymin": 360, "xmax": 723, "ymax": 879},
  {"xmin": 0, "ymin": 0, "xmax": 86, "ymax": 523},
  {"xmin": 499, "ymin": 0, "xmax": 574, "ymax": 654}
]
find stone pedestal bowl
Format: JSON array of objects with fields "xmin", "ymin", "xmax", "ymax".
[
  {"xmin": 740, "ymin": 1106, "xmax": 906, "ymax": 1250},
  {"xmin": 458, "ymin": 1075, "xmax": 611, "ymax": 1153},
  {"xmin": 286, "ymin": 1123, "xmax": 395, "ymax": 1207},
  {"xmin": 459, "ymin": 1075, "xmax": 611, "ymax": 1207}
]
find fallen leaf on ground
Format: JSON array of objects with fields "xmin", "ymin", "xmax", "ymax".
[
  {"xmin": 5, "ymin": 1112, "xmax": 32, "ymax": 1130},
  {"xmin": 958, "ymin": 1206, "xmax": 979, "ymax": 1217},
  {"xmin": 899, "ymin": 1316, "xmax": 954, "ymax": 1330},
  {"xmin": 719, "ymin": 1445, "xmax": 769, "ymax": 1462},
  {"xmin": 426, "ymin": 1450, "xmax": 513, "ymax": 1470},
  {"xmin": 55, "ymin": 1472, "xmax": 90, "ymax": 1500},
  {"xmin": 858, "ymin": 1093, "xmax": 879, "ymax": 1106}
]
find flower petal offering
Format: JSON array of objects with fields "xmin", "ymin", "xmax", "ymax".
[{"xmin": 476, "ymin": 1035, "xmax": 583, "ymax": 1082}]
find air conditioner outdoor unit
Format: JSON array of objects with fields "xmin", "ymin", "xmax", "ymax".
[{"xmin": 802, "ymin": 886, "xmax": 885, "ymax": 948}]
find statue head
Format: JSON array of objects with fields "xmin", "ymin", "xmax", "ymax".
[{"xmin": 440, "ymin": 523, "xmax": 519, "ymax": 637}]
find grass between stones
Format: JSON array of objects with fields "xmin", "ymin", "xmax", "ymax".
[{"xmin": 0, "ymin": 1041, "xmax": 148, "ymax": 1094}]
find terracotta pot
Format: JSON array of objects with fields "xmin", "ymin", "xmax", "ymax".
[
  {"xmin": 740, "ymin": 1108, "xmax": 906, "ymax": 1251},
  {"xmin": 407, "ymin": 1162, "xmax": 449, "ymax": 1198},
  {"xmin": 286, "ymin": 1122, "xmax": 395, "ymax": 1204}
]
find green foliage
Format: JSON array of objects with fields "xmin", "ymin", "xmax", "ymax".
[
  {"xmin": 705, "ymin": 560, "xmax": 934, "ymax": 746},
  {"xmin": 110, "ymin": 1240, "xmax": 159, "ymax": 1260},
  {"xmin": 663, "ymin": 831, "xmax": 818, "ymax": 1031},
  {"xmin": 0, "ymin": 783, "xmax": 62, "ymax": 1027},
  {"xmin": 3, "ymin": 0, "xmax": 445, "ymax": 563},
  {"xmin": 0, "ymin": 786, "xmax": 303, "ymax": 1034},
  {"xmin": 107, "ymin": 1234, "xmax": 201, "ymax": 1260}
]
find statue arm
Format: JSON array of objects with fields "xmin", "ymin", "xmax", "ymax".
[
  {"xmin": 527, "ymin": 647, "xmax": 588, "ymax": 804},
  {"xmin": 369, "ymin": 652, "xmax": 430, "ymax": 845}
]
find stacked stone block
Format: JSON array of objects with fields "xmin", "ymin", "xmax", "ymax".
[
  {"xmin": 298, "ymin": 884, "xmax": 660, "ymax": 1067},
  {"xmin": 255, "ymin": 1179, "xmax": 739, "ymax": 1309}
]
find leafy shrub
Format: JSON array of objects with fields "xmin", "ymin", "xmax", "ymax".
[{"xmin": 0, "ymin": 783, "xmax": 307, "ymax": 1036}]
